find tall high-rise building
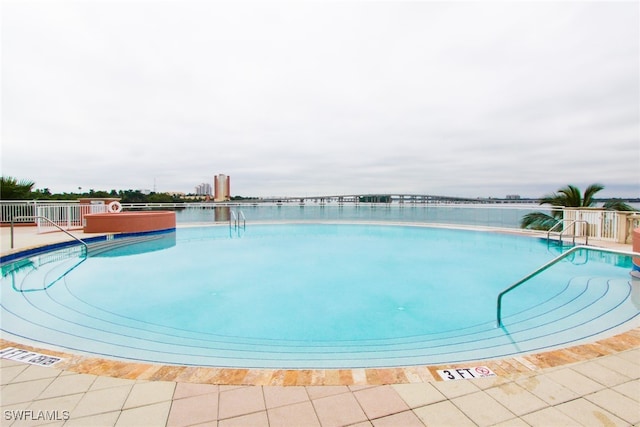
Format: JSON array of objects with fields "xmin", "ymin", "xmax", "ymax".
[
  {"xmin": 214, "ymin": 174, "xmax": 230, "ymax": 201},
  {"xmin": 195, "ymin": 183, "xmax": 212, "ymax": 196}
]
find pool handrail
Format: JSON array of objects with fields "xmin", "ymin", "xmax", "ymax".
[
  {"xmin": 10, "ymin": 215, "xmax": 88, "ymax": 250},
  {"xmin": 229, "ymin": 210, "xmax": 237, "ymax": 229},
  {"xmin": 10, "ymin": 255, "xmax": 87, "ymax": 293},
  {"xmin": 229, "ymin": 210, "xmax": 246, "ymax": 230},
  {"xmin": 496, "ymin": 245, "xmax": 640, "ymax": 328},
  {"xmin": 238, "ymin": 210, "xmax": 246, "ymax": 229},
  {"xmin": 547, "ymin": 219, "xmax": 589, "ymax": 246}
]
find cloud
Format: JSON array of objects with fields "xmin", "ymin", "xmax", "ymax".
[{"xmin": 1, "ymin": 1, "xmax": 638, "ymax": 198}]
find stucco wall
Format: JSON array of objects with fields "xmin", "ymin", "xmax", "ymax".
[{"xmin": 83, "ymin": 211, "xmax": 176, "ymax": 233}]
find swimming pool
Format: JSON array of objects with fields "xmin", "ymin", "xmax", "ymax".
[{"xmin": 1, "ymin": 223, "xmax": 638, "ymax": 368}]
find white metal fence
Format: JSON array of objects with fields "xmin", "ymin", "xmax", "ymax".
[
  {"xmin": 563, "ymin": 209, "xmax": 617, "ymax": 241},
  {"xmin": 1, "ymin": 201, "xmax": 107, "ymax": 233},
  {"xmin": 35, "ymin": 203, "xmax": 107, "ymax": 233},
  {"xmin": 562, "ymin": 209, "xmax": 639, "ymax": 243},
  {"xmin": 1, "ymin": 201, "xmax": 38, "ymax": 223}
]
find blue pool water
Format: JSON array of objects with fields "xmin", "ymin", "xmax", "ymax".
[{"xmin": 1, "ymin": 223, "xmax": 638, "ymax": 368}]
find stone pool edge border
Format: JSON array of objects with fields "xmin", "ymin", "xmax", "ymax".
[{"xmin": 2, "ymin": 328, "xmax": 639, "ymax": 386}]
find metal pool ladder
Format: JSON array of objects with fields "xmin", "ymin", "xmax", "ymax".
[
  {"xmin": 238, "ymin": 210, "xmax": 246, "ymax": 229},
  {"xmin": 229, "ymin": 210, "xmax": 246, "ymax": 230},
  {"xmin": 496, "ymin": 245, "xmax": 640, "ymax": 328},
  {"xmin": 547, "ymin": 219, "xmax": 589, "ymax": 246}
]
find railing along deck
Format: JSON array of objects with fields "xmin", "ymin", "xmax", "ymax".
[
  {"xmin": 9, "ymin": 216, "xmax": 88, "ymax": 250},
  {"xmin": 1, "ymin": 201, "xmax": 637, "ymax": 242}
]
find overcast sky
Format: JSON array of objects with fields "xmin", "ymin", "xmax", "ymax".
[{"xmin": 2, "ymin": 1, "xmax": 638, "ymax": 198}]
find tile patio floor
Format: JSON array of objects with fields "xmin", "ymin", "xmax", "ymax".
[{"xmin": 1, "ymin": 349, "xmax": 639, "ymax": 426}]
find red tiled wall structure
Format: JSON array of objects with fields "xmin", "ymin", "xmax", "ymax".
[{"xmin": 83, "ymin": 211, "xmax": 176, "ymax": 233}]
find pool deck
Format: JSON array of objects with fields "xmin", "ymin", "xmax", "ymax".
[{"xmin": 1, "ymin": 225, "xmax": 639, "ymax": 426}]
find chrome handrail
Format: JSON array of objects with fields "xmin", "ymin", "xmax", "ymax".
[
  {"xmin": 547, "ymin": 219, "xmax": 590, "ymax": 245},
  {"xmin": 11, "ymin": 256, "xmax": 87, "ymax": 293},
  {"xmin": 10, "ymin": 215, "xmax": 88, "ymax": 250},
  {"xmin": 496, "ymin": 245, "xmax": 640, "ymax": 328},
  {"xmin": 546, "ymin": 220, "xmax": 564, "ymax": 238},
  {"xmin": 229, "ymin": 210, "xmax": 237, "ymax": 229},
  {"xmin": 238, "ymin": 210, "xmax": 246, "ymax": 229}
]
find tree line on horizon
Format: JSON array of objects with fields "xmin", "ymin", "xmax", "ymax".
[
  {"xmin": 0, "ymin": 176, "xmax": 255, "ymax": 203},
  {"xmin": 1, "ymin": 176, "xmax": 637, "ymax": 231},
  {"xmin": 0, "ymin": 176, "xmax": 187, "ymax": 203}
]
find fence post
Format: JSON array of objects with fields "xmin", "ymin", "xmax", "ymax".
[
  {"xmin": 617, "ymin": 212, "xmax": 629, "ymax": 244},
  {"xmin": 35, "ymin": 203, "xmax": 42, "ymax": 233},
  {"xmin": 632, "ymin": 228, "xmax": 640, "ymax": 279}
]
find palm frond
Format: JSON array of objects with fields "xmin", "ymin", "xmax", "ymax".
[
  {"xmin": 603, "ymin": 200, "xmax": 637, "ymax": 212},
  {"xmin": 557, "ymin": 185, "xmax": 582, "ymax": 207},
  {"xmin": 583, "ymin": 183, "xmax": 604, "ymax": 207},
  {"xmin": 0, "ymin": 176, "xmax": 35, "ymax": 200},
  {"xmin": 539, "ymin": 192, "xmax": 565, "ymax": 207},
  {"xmin": 520, "ymin": 212, "xmax": 560, "ymax": 230}
]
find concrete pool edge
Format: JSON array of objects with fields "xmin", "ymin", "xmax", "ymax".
[{"xmin": 2, "ymin": 328, "xmax": 639, "ymax": 386}]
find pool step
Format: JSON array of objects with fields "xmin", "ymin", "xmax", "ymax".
[
  {"xmin": 8, "ymin": 235, "xmax": 169, "ymax": 292},
  {"xmin": 2, "ymin": 273, "xmax": 636, "ymax": 368},
  {"xmin": 6, "ymin": 247, "xmax": 86, "ymax": 292},
  {"xmin": 86, "ymin": 234, "xmax": 168, "ymax": 256}
]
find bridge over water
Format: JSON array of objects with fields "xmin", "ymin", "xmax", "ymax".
[{"xmin": 256, "ymin": 194, "xmax": 538, "ymax": 205}]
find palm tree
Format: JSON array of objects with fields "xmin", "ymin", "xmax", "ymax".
[
  {"xmin": 602, "ymin": 199, "xmax": 637, "ymax": 211},
  {"xmin": 0, "ymin": 176, "xmax": 35, "ymax": 200},
  {"xmin": 520, "ymin": 183, "xmax": 635, "ymax": 230}
]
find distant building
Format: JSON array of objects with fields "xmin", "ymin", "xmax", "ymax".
[
  {"xmin": 505, "ymin": 194, "xmax": 521, "ymax": 200},
  {"xmin": 214, "ymin": 174, "xmax": 230, "ymax": 201},
  {"xmin": 195, "ymin": 183, "xmax": 212, "ymax": 196}
]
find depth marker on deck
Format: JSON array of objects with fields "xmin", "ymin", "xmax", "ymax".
[
  {"xmin": 436, "ymin": 366, "xmax": 497, "ymax": 381},
  {"xmin": 0, "ymin": 347, "xmax": 64, "ymax": 367}
]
